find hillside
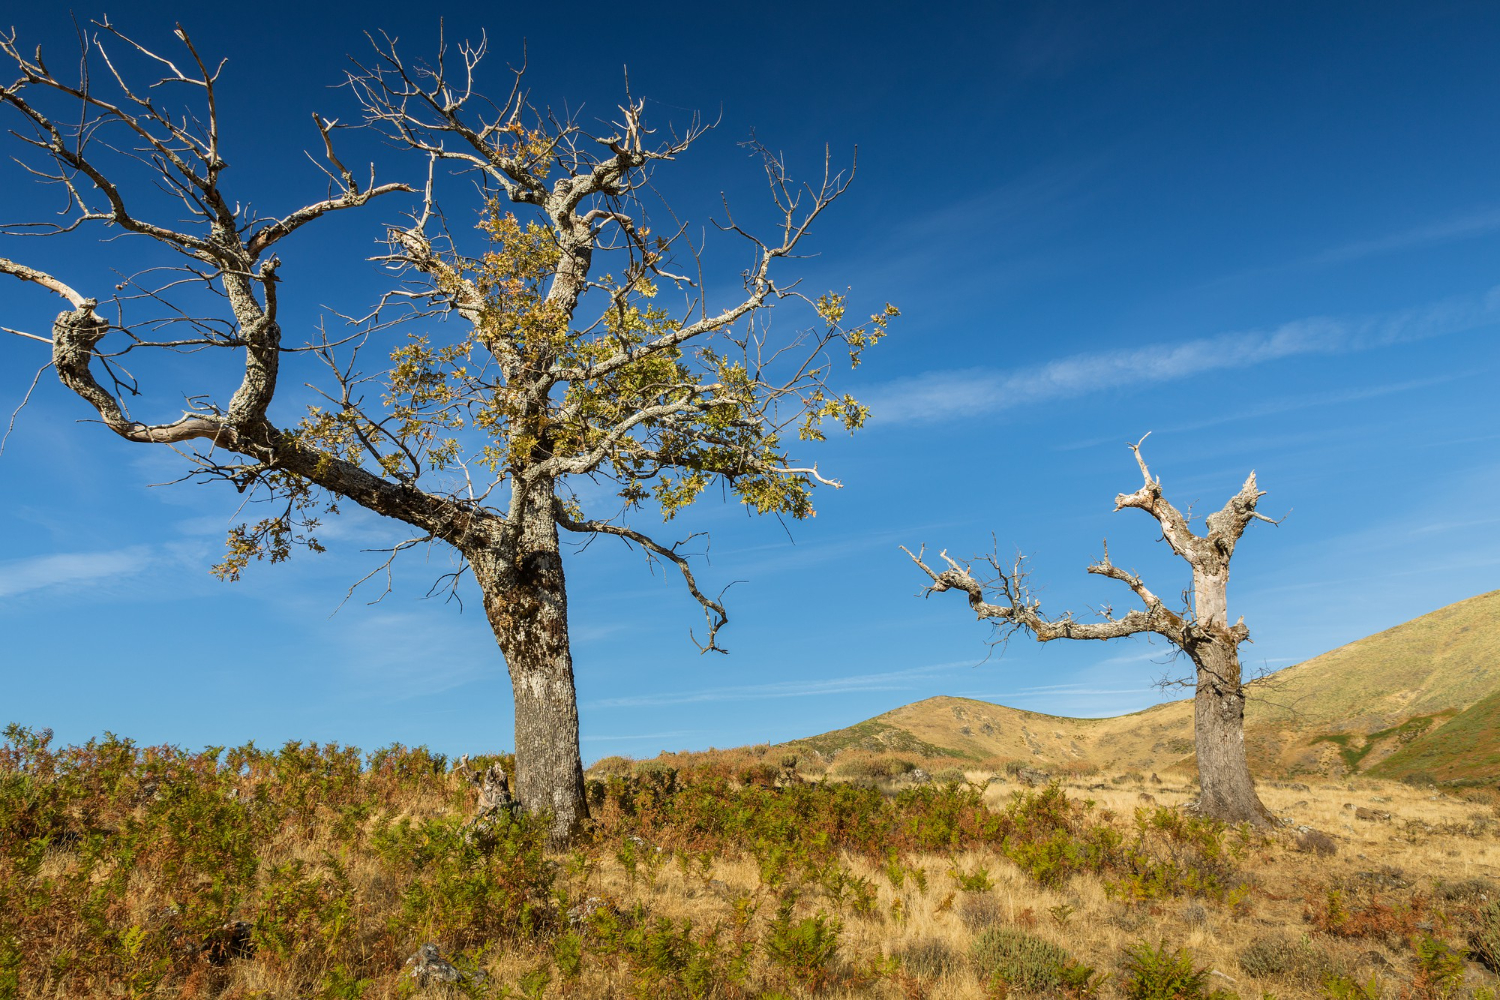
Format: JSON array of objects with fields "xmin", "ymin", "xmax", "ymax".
[
  {"xmin": 787, "ymin": 695, "xmax": 1196, "ymax": 774},
  {"xmin": 786, "ymin": 590, "xmax": 1500, "ymax": 780},
  {"xmin": 1367, "ymin": 686, "xmax": 1500, "ymax": 784}
]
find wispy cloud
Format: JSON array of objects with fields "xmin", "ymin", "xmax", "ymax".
[
  {"xmin": 1308, "ymin": 207, "xmax": 1500, "ymax": 267},
  {"xmin": 0, "ymin": 547, "xmax": 152, "ymax": 598},
  {"xmin": 336, "ymin": 611, "xmax": 501, "ymax": 698},
  {"xmin": 867, "ymin": 287, "xmax": 1500, "ymax": 425},
  {"xmin": 1201, "ymin": 207, "xmax": 1500, "ymax": 291},
  {"xmin": 1056, "ymin": 373, "xmax": 1473, "ymax": 451},
  {"xmin": 586, "ymin": 660, "xmax": 973, "ymax": 710},
  {"xmin": 1413, "ymin": 515, "xmax": 1500, "ymax": 535}
]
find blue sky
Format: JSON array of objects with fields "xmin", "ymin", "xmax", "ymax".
[{"xmin": 1, "ymin": 1, "xmax": 1497, "ymax": 761}]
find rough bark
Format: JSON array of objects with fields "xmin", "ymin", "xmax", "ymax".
[
  {"xmin": 472, "ymin": 479, "xmax": 587, "ymax": 846},
  {"xmin": 906, "ymin": 434, "xmax": 1277, "ymax": 828},
  {"xmin": 1188, "ymin": 640, "xmax": 1267, "ymax": 825}
]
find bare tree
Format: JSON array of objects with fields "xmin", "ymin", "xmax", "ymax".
[
  {"xmin": 904, "ymin": 435, "xmax": 1277, "ymax": 827},
  {"xmin": 0, "ymin": 22, "xmax": 894, "ymax": 843}
]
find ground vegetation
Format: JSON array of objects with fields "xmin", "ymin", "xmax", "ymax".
[{"xmin": 4, "ymin": 725, "xmax": 1500, "ymax": 998}]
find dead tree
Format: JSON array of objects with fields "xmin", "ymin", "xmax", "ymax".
[
  {"xmin": 0, "ymin": 22, "xmax": 893, "ymax": 844},
  {"xmin": 904, "ymin": 435, "xmax": 1278, "ymax": 827}
]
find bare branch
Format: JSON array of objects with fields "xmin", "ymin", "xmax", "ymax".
[
  {"xmin": 0, "ymin": 256, "xmax": 89, "ymax": 307},
  {"xmin": 555, "ymin": 499, "xmax": 728, "ymax": 653},
  {"xmin": 332, "ymin": 534, "xmax": 437, "ymax": 612},
  {"xmin": 1085, "ymin": 540, "xmax": 1181, "ymax": 632},
  {"xmin": 1113, "ymin": 432, "xmax": 1200, "ymax": 561},
  {"xmin": 0, "ymin": 360, "xmax": 53, "ymax": 456},
  {"xmin": 911, "ymin": 544, "xmax": 1171, "ymax": 643},
  {"xmin": 2, "ymin": 328, "xmax": 54, "ymax": 344},
  {"xmin": 243, "ymin": 112, "xmax": 411, "ymax": 256},
  {"xmin": 1201, "ymin": 470, "xmax": 1273, "ymax": 558}
]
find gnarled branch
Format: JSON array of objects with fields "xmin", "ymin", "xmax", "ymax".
[
  {"xmin": 902, "ymin": 545, "xmax": 1179, "ymax": 643},
  {"xmin": 554, "ymin": 499, "xmax": 728, "ymax": 653}
]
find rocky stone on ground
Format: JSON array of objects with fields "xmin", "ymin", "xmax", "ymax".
[
  {"xmin": 405, "ymin": 942, "xmax": 486, "ymax": 987},
  {"xmin": 568, "ymin": 896, "xmax": 605, "ymax": 927}
]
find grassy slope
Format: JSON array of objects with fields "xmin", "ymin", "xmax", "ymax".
[
  {"xmin": 785, "ymin": 590, "xmax": 1500, "ymax": 779},
  {"xmin": 782, "ymin": 694, "xmax": 1199, "ymax": 775},
  {"xmin": 1244, "ymin": 588, "xmax": 1500, "ymax": 730},
  {"xmin": 1368, "ymin": 687, "xmax": 1500, "ymax": 783}
]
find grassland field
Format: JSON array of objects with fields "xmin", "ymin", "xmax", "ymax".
[{"xmin": 6, "ymin": 726, "xmax": 1500, "ymax": 1000}]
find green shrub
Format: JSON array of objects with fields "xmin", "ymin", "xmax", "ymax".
[
  {"xmin": 1058, "ymin": 959, "xmax": 1108, "ymax": 998},
  {"xmin": 1410, "ymin": 935, "xmax": 1464, "ymax": 999},
  {"xmin": 1238, "ymin": 932, "xmax": 1300, "ymax": 977},
  {"xmin": 370, "ymin": 809, "xmax": 555, "ymax": 947},
  {"xmin": 1322, "ymin": 974, "xmax": 1381, "ymax": 1000},
  {"xmin": 316, "ymin": 966, "xmax": 374, "ymax": 999},
  {"xmin": 969, "ymin": 926, "xmax": 1072, "ymax": 991},
  {"xmin": 1000, "ymin": 784, "xmax": 1122, "ymax": 888},
  {"xmin": 764, "ymin": 901, "xmax": 841, "ymax": 992},
  {"xmin": 254, "ymin": 859, "xmax": 349, "ymax": 972},
  {"xmin": 808, "ymin": 859, "xmax": 878, "ymax": 916},
  {"xmin": 0, "ymin": 935, "xmax": 20, "ymax": 999},
  {"xmin": 1119, "ymin": 941, "xmax": 1226, "ymax": 1000},
  {"xmin": 1106, "ymin": 807, "xmax": 1251, "ymax": 902},
  {"xmin": 588, "ymin": 910, "xmax": 749, "ymax": 997},
  {"xmin": 948, "ymin": 862, "xmax": 994, "ymax": 892}
]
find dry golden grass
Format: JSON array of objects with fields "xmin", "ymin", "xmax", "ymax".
[
  {"xmin": 417, "ymin": 769, "xmax": 1500, "ymax": 998},
  {"xmin": 10, "ymin": 728, "xmax": 1500, "ymax": 999}
]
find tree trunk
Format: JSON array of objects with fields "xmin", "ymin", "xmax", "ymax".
[
  {"xmin": 473, "ymin": 490, "xmax": 588, "ymax": 846},
  {"xmin": 1189, "ymin": 564, "xmax": 1273, "ymax": 827},
  {"xmin": 1189, "ymin": 643, "xmax": 1272, "ymax": 826}
]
